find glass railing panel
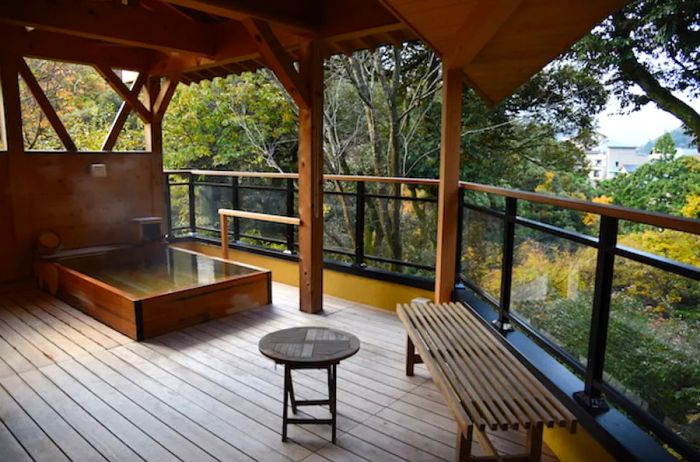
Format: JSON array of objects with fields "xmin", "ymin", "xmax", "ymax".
[
  {"xmin": 510, "ymin": 226, "xmax": 596, "ymax": 365},
  {"xmin": 460, "ymin": 206, "xmax": 503, "ymax": 301},
  {"xmin": 323, "ymin": 180, "xmax": 357, "ymax": 265},
  {"xmin": 362, "ymin": 183, "xmax": 437, "ymax": 277},
  {"xmin": 605, "ymin": 257, "xmax": 700, "ymax": 451}
]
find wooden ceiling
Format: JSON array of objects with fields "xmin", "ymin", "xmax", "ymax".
[{"xmin": 0, "ymin": 0, "xmax": 627, "ymax": 103}]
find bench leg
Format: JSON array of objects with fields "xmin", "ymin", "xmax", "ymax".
[
  {"xmin": 405, "ymin": 335, "xmax": 422, "ymax": 376},
  {"xmin": 455, "ymin": 428, "xmax": 472, "ymax": 462},
  {"xmin": 526, "ymin": 423, "xmax": 543, "ymax": 462}
]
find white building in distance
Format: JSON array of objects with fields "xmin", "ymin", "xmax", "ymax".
[{"xmin": 585, "ymin": 138, "xmax": 650, "ymax": 183}]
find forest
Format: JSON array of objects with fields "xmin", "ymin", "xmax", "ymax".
[{"xmin": 13, "ymin": 0, "xmax": 700, "ymax": 454}]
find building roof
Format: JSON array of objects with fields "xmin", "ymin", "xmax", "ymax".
[{"xmin": 0, "ymin": 0, "xmax": 629, "ymax": 104}]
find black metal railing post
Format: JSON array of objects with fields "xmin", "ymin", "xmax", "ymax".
[
  {"xmin": 231, "ymin": 176, "xmax": 240, "ymax": 242},
  {"xmin": 494, "ymin": 197, "xmax": 517, "ymax": 331},
  {"xmin": 163, "ymin": 173, "xmax": 172, "ymax": 237},
  {"xmin": 455, "ymin": 187, "xmax": 465, "ymax": 278},
  {"xmin": 354, "ymin": 181, "xmax": 366, "ymax": 267},
  {"xmin": 188, "ymin": 172, "xmax": 196, "ymax": 236},
  {"xmin": 574, "ymin": 215, "xmax": 618, "ymax": 412},
  {"xmin": 286, "ymin": 178, "xmax": 295, "ymax": 254}
]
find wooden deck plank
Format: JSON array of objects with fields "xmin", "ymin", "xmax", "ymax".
[
  {"xmin": 0, "ymin": 283, "xmax": 560, "ymax": 462},
  {"xmin": 0, "ymin": 384, "xmax": 67, "ymax": 462},
  {"xmin": 58, "ymin": 356, "xmax": 212, "ymax": 462},
  {"xmin": 39, "ymin": 363, "xmax": 178, "ymax": 462},
  {"xmin": 0, "ymin": 373, "xmax": 103, "ymax": 461},
  {"xmin": 20, "ymin": 369, "xmax": 142, "ymax": 462}
]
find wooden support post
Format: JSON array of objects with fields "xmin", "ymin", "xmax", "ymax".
[
  {"xmin": 220, "ymin": 212, "xmax": 229, "ymax": 260},
  {"xmin": 144, "ymin": 76, "xmax": 165, "ymax": 221},
  {"xmin": 1, "ymin": 57, "xmax": 32, "ymax": 278},
  {"xmin": 297, "ymin": 40, "xmax": 324, "ymax": 314},
  {"xmin": 434, "ymin": 67, "xmax": 463, "ymax": 303},
  {"xmin": 102, "ymin": 72, "xmax": 147, "ymax": 151}
]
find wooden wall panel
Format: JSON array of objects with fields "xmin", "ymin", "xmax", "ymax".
[{"xmin": 0, "ymin": 152, "xmax": 160, "ymax": 282}]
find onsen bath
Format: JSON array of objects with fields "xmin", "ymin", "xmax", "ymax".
[{"xmin": 36, "ymin": 244, "xmax": 272, "ymax": 340}]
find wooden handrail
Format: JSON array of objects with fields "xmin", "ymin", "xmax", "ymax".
[
  {"xmin": 218, "ymin": 208, "xmax": 300, "ymax": 259},
  {"xmin": 163, "ymin": 169, "xmax": 700, "ymax": 236},
  {"xmin": 460, "ymin": 182, "xmax": 700, "ymax": 235},
  {"xmin": 163, "ymin": 169, "xmax": 439, "ymax": 186}
]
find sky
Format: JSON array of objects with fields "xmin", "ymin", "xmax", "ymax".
[{"xmin": 597, "ymin": 94, "xmax": 700, "ymax": 147}]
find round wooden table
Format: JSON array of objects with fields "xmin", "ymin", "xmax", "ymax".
[{"xmin": 259, "ymin": 326, "xmax": 360, "ymax": 443}]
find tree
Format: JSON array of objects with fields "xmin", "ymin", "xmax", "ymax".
[
  {"xmin": 572, "ymin": 0, "xmax": 700, "ymax": 142},
  {"xmin": 597, "ymin": 156, "xmax": 700, "ymax": 217},
  {"xmin": 654, "ymin": 131, "xmax": 677, "ymax": 159}
]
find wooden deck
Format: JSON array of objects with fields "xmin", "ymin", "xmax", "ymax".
[{"xmin": 0, "ymin": 282, "xmax": 558, "ymax": 462}]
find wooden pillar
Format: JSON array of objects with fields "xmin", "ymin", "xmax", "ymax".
[
  {"xmin": 434, "ymin": 67, "xmax": 463, "ymax": 303},
  {"xmin": 297, "ymin": 40, "xmax": 324, "ymax": 313},
  {"xmin": 144, "ymin": 76, "xmax": 165, "ymax": 220},
  {"xmin": 0, "ymin": 57, "xmax": 32, "ymax": 279}
]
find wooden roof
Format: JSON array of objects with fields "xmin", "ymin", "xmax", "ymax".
[{"xmin": 0, "ymin": 0, "xmax": 627, "ymax": 103}]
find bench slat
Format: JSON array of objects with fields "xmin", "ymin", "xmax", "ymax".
[
  {"xmin": 412, "ymin": 302, "xmax": 522, "ymax": 430},
  {"xmin": 398, "ymin": 302, "xmax": 577, "ymax": 434},
  {"xmin": 421, "ymin": 303, "xmax": 538, "ymax": 429},
  {"xmin": 409, "ymin": 303, "xmax": 504, "ymax": 430},
  {"xmin": 444, "ymin": 302, "xmax": 576, "ymax": 432}
]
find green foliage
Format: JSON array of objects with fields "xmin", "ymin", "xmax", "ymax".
[
  {"xmin": 597, "ymin": 156, "xmax": 700, "ymax": 217},
  {"xmin": 571, "ymin": 0, "xmax": 700, "ymax": 140},
  {"xmin": 654, "ymin": 132, "xmax": 677, "ymax": 159},
  {"xmin": 21, "ymin": 60, "xmax": 144, "ymax": 151},
  {"xmin": 163, "ymin": 71, "xmax": 297, "ymax": 171}
]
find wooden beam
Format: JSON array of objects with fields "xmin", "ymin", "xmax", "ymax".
[
  {"xmin": 0, "ymin": 0, "xmax": 216, "ymax": 56},
  {"xmin": 153, "ymin": 77, "xmax": 180, "ymax": 122},
  {"xmin": 145, "ymin": 77, "xmax": 165, "ymax": 220},
  {"xmin": 102, "ymin": 73, "xmax": 148, "ymax": 151},
  {"xmin": 243, "ymin": 19, "xmax": 310, "ymax": 109},
  {"xmin": 0, "ymin": 26, "xmax": 157, "ymax": 72},
  {"xmin": 0, "ymin": 59, "xmax": 24, "ymax": 155},
  {"xmin": 165, "ymin": 0, "xmax": 318, "ymax": 34},
  {"xmin": 218, "ymin": 209, "xmax": 301, "ymax": 226},
  {"xmin": 444, "ymin": 0, "xmax": 524, "ymax": 67},
  {"xmin": 297, "ymin": 40, "xmax": 324, "ymax": 314},
  {"xmin": 434, "ymin": 67, "xmax": 463, "ymax": 303},
  {"xmin": 96, "ymin": 66, "xmax": 152, "ymax": 123},
  {"xmin": 17, "ymin": 58, "xmax": 77, "ymax": 151}
]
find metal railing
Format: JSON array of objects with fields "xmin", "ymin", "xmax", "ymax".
[
  {"xmin": 163, "ymin": 169, "xmax": 439, "ymax": 285},
  {"xmin": 457, "ymin": 182, "xmax": 700, "ymax": 461},
  {"xmin": 163, "ymin": 168, "xmax": 700, "ymax": 460}
]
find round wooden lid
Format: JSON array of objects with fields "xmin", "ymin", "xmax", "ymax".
[{"xmin": 259, "ymin": 327, "xmax": 360, "ymax": 365}]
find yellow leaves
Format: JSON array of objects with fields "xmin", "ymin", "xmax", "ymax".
[
  {"xmin": 534, "ymin": 171, "xmax": 556, "ymax": 193},
  {"xmin": 681, "ymin": 193, "xmax": 700, "ymax": 219},
  {"xmin": 583, "ymin": 195, "xmax": 613, "ymax": 227}
]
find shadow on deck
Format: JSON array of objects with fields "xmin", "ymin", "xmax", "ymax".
[{"xmin": 0, "ymin": 282, "xmax": 558, "ymax": 462}]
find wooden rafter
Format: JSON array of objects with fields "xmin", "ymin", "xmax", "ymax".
[
  {"xmin": 153, "ymin": 77, "xmax": 180, "ymax": 122},
  {"xmin": 243, "ymin": 19, "xmax": 310, "ymax": 109},
  {"xmin": 96, "ymin": 65, "xmax": 152, "ymax": 123},
  {"xmin": 0, "ymin": 26, "xmax": 158, "ymax": 72},
  {"xmin": 164, "ymin": 0, "xmax": 317, "ymax": 34},
  {"xmin": 17, "ymin": 58, "xmax": 77, "ymax": 151},
  {"xmin": 102, "ymin": 73, "xmax": 148, "ymax": 151},
  {"xmin": 444, "ymin": 0, "xmax": 524, "ymax": 67},
  {"xmin": 0, "ymin": 0, "xmax": 216, "ymax": 57}
]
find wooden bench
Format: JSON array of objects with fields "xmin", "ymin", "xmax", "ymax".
[{"xmin": 397, "ymin": 301, "xmax": 576, "ymax": 462}]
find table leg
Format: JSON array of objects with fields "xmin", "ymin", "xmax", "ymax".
[
  {"xmin": 331, "ymin": 364, "xmax": 337, "ymax": 444},
  {"xmin": 282, "ymin": 364, "xmax": 290, "ymax": 442},
  {"xmin": 288, "ymin": 368, "xmax": 297, "ymax": 414}
]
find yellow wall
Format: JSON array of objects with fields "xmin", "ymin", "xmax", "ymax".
[
  {"xmin": 175, "ymin": 241, "xmax": 614, "ymax": 462},
  {"xmin": 173, "ymin": 241, "xmax": 433, "ymax": 311},
  {"xmin": 544, "ymin": 426, "xmax": 615, "ymax": 462}
]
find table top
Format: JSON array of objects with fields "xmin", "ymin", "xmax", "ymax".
[{"xmin": 259, "ymin": 327, "xmax": 360, "ymax": 366}]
